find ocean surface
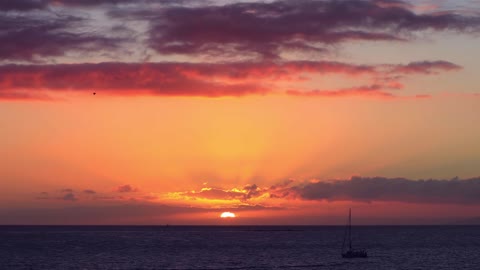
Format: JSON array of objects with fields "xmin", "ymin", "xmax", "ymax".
[{"xmin": 0, "ymin": 225, "xmax": 479, "ymax": 270}]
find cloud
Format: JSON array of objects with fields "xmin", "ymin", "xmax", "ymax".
[
  {"xmin": 286, "ymin": 82, "xmax": 434, "ymax": 99},
  {"xmin": 114, "ymin": 0, "xmax": 480, "ymax": 59},
  {"xmin": 177, "ymin": 187, "xmax": 247, "ymax": 201},
  {"xmin": 55, "ymin": 0, "xmax": 141, "ymax": 6},
  {"xmin": 53, "ymin": 0, "xmax": 182, "ymax": 7},
  {"xmin": 62, "ymin": 192, "xmax": 78, "ymax": 201},
  {"xmin": 174, "ymin": 176, "xmax": 480, "ymax": 205},
  {"xmin": 0, "ymin": 62, "xmax": 272, "ymax": 99},
  {"xmin": 173, "ymin": 184, "xmax": 267, "ymax": 202},
  {"xmin": 117, "ymin": 185, "xmax": 138, "ymax": 193},
  {"xmin": 36, "ymin": 186, "xmax": 163, "ymax": 203},
  {"xmin": 286, "ymin": 85, "xmax": 397, "ymax": 99},
  {"xmin": 35, "ymin": 189, "xmax": 108, "ymax": 201},
  {"xmin": 0, "ymin": 0, "xmax": 476, "ymax": 82},
  {"xmin": 268, "ymin": 176, "xmax": 480, "ymax": 205},
  {"xmin": 0, "ymin": 91, "xmax": 53, "ymax": 101},
  {"xmin": 415, "ymin": 94, "xmax": 432, "ymax": 99},
  {"xmin": 390, "ymin": 61, "xmax": 463, "ymax": 75},
  {"xmin": 0, "ymin": 0, "xmax": 48, "ymax": 11},
  {"xmin": 0, "ymin": 0, "xmax": 177, "ymax": 11},
  {"xmin": 36, "ymin": 192, "xmax": 50, "ymax": 200},
  {"xmin": 0, "ymin": 60, "xmax": 460, "ymax": 100},
  {"xmin": 0, "ymin": 12, "xmax": 123, "ymax": 61},
  {"xmin": 0, "ymin": 0, "xmax": 471, "ymax": 101}
]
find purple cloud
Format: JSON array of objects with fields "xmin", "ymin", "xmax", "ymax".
[
  {"xmin": 0, "ymin": 0, "xmax": 48, "ymax": 11},
  {"xmin": 2, "ymin": 0, "xmax": 479, "ymax": 63},
  {"xmin": 268, "ymin": 176, "xmax": 480, "ymax": 205},
  {"xmin": 55, "ymin": 0, "xmax": 181, "ymax": 7},
  {"xmin": 390, "ymin": 61, "xmax": 462, "ymax": 75},
  {"xmin": 113, "ymin": 0, "xmax": 480, "ymax": 59},
  {"xmin": 0, "ymin": 13, "xmax": 123, "ymax": 61}
]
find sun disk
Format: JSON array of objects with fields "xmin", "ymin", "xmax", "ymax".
[{"xmin": 220, "ymin": 212, "xmax": 236, "ymax": 218}]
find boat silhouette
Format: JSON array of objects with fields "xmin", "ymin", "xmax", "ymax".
[{"xmin": 341, "ymin": 208, "xmax": 368, "ymax": 258}]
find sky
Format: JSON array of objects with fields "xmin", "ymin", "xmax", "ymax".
[{"xmin": 1, "ymin": 0, "xmax": 480, "ymax": 225}]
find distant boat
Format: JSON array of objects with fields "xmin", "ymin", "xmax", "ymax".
[{"xmin": 341, "ymin": 208, "xmax": 368, "ymax": 258}]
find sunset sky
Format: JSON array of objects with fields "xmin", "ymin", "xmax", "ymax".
[{"xmin": 1, "ymin": 0, "xmax": 480, "ymax": 225}]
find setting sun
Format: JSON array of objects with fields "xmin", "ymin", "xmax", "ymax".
[{"xmin": 220, "ymin": 212, "xmax": 236, "ymax": 218}]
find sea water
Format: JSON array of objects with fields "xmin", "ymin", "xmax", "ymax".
[{"xmin": 1, "ymin": 226, "xmax": 479, "ymax": 269}]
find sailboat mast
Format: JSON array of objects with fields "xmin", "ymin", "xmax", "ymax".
[{"xmin": 349, "ymin": 208, "xmax": 352, "ymax": 250}]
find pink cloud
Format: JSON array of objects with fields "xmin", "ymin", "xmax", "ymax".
[
  {"xmin": 0, "ymin": 60, "xmax": 459, "ymax": 100},
  {"xmin": 286, "ymin": 85, "xmax": 396, "ymax": 99}
]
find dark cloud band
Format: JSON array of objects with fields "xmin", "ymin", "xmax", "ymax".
[
  {"xmin": 269, "ymin": 177, "xmax": 480, "ymax": 205},
  {"xmin": 129, "ymin": 0, "xmax": 480, "ymax": 59}
]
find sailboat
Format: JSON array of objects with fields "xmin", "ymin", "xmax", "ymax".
[{"xmin": 341, "ymin": 208, "xmax": 368, "ymax": 258}]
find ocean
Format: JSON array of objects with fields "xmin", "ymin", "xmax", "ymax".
[{"xmin": 1, "ymin": 226, "xmax": 479, "ymax": 270}]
